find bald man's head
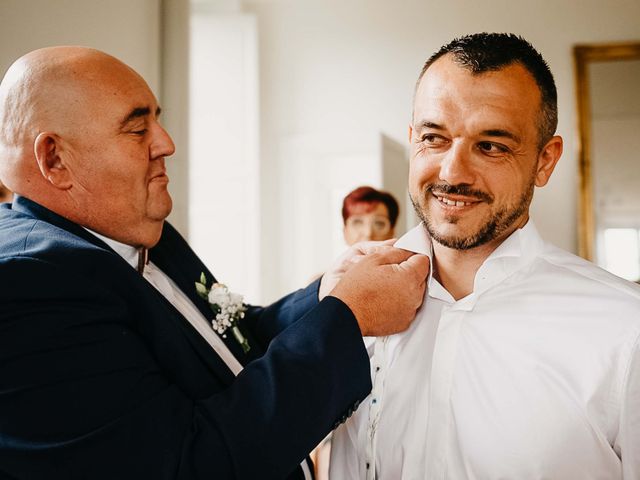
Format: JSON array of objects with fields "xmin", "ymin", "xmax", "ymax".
[
  {"xmin": 0, "ymin": 46, "xmax": 175, "ymax": 247},
  {"xmin": 1, "ymin": 47, "xmax": 140, "ymax": 187}
]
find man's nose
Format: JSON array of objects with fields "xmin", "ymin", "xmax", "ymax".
[
  {"xmin": 150, "ymin": 123, "xmax": 176, "ymax": 159},
  {"xmin": 439, "ymin": 142, "xmax": 474, "ymax": 185}
]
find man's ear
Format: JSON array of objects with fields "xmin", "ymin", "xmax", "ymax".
[
  {"xmin": 535, "ymin": 135, "xmax": 563, "ymax": 187},
  {"xmin": 408, "ymin": 123, "xmax": 413, "ymax": 143},
  {"xmin": 34, "ymin": 132, "xmax": 72, "ymax": 189}
]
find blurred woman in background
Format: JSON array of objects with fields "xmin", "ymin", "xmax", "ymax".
[{"xmin": 342, "ymin": 185, "xmax": 399, "ymax": 245}]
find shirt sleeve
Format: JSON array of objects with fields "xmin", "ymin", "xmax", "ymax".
[
  {"xmin": 617, "ymin": 329, "xmax": 640, "ymax": 479},
  {"xmin": 242, "ymin": 277, "xmax": 322, "ymax": 346}
]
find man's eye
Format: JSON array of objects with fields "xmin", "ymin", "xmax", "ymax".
[
  {"xmin": 478, "ymin": 141, "xmax": 508, "ymax": 154},
  {"xmin": 420, "ymin": 134, "xmax": 447, "ymax": 146},
  {"xmin": 132, "ymin": 129, "xmax": 147, "ymax": 135}
]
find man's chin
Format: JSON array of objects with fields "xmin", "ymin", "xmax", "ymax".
[
  {"xmin": 426, "ymin": 222, "xmax": 490, "ymax": 251},
  {"xmin": 149, "ymin": 197, "xmax": 173, "ymax": 222},
  {"xmin": 145, "ymin": 223, "xmax": 166, "ymax": 248}
]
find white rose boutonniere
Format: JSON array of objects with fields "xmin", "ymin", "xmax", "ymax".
[{"xmin": 195, "ymin": 272, "xmax": 250, "ymax": 353}]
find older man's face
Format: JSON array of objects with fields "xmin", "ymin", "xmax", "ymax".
[
  {"xmin": 408, "ymin": 55, "xmax": 548, "ymax": 251},
  {"xmin": 62, "ymin": 60, "xmax": 175, "ymax": 247}
]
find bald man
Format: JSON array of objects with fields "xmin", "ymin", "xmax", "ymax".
[{"xmin": 0, "ymin": 47, "xmax": 428, "ymax": 479}]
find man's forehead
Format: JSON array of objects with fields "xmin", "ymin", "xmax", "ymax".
[
  {"xmin": 413, "ymin": 58, "xmax": 540, "ymax": 124},
  {"xmin": 416, "ymin": 57, "xmax": 540, "ymax": 103},
  {"xmin": 83, "ymin": 71, "xmax": 159, "ymax": 127},
  {"xmin": 119, "ymin": 105, "xmax": 161, "ymax": 126}
]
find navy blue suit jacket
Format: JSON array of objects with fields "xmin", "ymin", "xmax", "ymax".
[{"xmin": 0, "ymin": 196, "xmax": 372, "ymax": 479}]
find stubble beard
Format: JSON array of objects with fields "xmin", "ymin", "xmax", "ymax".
[{"xmin": 411, "ymin": 180, "xmax": 535, "ymax": 251}]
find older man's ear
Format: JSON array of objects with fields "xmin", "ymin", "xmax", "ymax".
[{"xmin": 34, "ymin": 132, "xmax": 72, "ymax": 189}]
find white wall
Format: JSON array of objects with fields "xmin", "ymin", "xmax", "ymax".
[
  {"xmin": 188, "ymin": 9, "xmax": 261, "ymax": 303},
  {"xmin": 243, "ymin": 0, "xmax": 640, "ymax": 301}
]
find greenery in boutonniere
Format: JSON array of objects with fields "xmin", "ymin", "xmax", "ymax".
[{"xmin": 195, "ymin": 273, "xmax": 250, "ymax": 353}]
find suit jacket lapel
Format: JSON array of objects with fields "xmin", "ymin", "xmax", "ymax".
[
  {"xmin": 12, "ymin": 195, "xmax": 240, "ymax": 384},
  {"xmin": 149, "ymin": 223, "xmax": 260, "ymax": 365}
]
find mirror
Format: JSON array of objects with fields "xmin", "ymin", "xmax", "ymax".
[{"xmin": 574, "ymin": 41, "xmax": 640, "ymax": 281}]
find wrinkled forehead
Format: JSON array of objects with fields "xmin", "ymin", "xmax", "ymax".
[
  {"xmin": 40, "ymin": 55, "xmax": 157, "ymax": 130},
  {"xmin": 413, "ymin": 56, "xmax": 542, "ymax": 127},
  {"xmin": 64, "ymin": 56, "xmax": 153, "ymax": 103}
]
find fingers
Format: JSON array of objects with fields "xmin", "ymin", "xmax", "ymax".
[
  {"xmin": 414, "ymin": 279, "xmax": 428, "ymax": 309},
  {"xmin": 368, "ymin": 246, "xmax": 415, "ymax": 266},
  {"xmin": 329, "ymin": 244, "xmax": 429, "ymax": 337},
  {"xmin": 351, "ymin": 238, "xmax": 398, "ymax": 255},
  {"xmin": 399, "ymin": 253, "xmax": 430, "ymax": 281}
]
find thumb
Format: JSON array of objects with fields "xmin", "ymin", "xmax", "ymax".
[{"xmin": 399, "ymin": 253, "xmax": 430, "ymax": 280}]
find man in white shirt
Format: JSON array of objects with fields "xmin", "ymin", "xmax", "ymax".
[{"xmin": 330, "ymin": 32, "xmax": 640, "ymax": 479}]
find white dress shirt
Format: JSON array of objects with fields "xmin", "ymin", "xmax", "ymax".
[
  {"xmin": 91, "ymin": 232, "xmax": 314, "ymax": 480},
  {"xmin": 330, "ymin": 221, "xmax": 640, "ymax": 480}
]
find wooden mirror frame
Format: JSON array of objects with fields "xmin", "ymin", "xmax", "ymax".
[{"xmin": 573, "ymin": 41, "xmax": 640, "ymax": 261}]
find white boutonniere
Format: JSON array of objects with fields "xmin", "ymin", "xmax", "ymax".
[{"xmin": 195, "ymin": 272, "xmax": 250, "ymax": 353}]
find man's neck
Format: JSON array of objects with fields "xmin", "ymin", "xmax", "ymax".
[
  {"xmin": 430, "ymin": 221, "xmax": 527, "ymax": 301},
  {"xmin": 431, "ymin": 243, "xmax": 491, "ymax": 300}
]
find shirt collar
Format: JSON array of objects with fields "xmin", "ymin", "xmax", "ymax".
[
  {"xmin": 84, "ymin": 228, "xmax": 140, "ymax": 271},
  {"xmin": 482, "ymin": 219, "xmax": 544, "ymax": 266},
  {"xmin": 394, "ymin": 223, "xmax": 435, "ymax": 283},
  {"xmin": 395, "ymin": 220, "xmax": 544, "ymax": 302}
]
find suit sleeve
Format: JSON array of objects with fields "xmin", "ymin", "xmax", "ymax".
[
  {"xmin": 0, "ymin": 255, "xmax": 371, "ymax": 480},
  {"xmin": 242, "ymin": 277, "xmax": 323, "ymax": 346}
]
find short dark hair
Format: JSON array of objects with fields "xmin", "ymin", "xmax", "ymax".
[
  {"xmin": 342, "ymin": 186, "xmax": 400, "ymax": 228},
  {"xmin": 416, "ymin": 33, "xmax": 558, "ymax": 148}
]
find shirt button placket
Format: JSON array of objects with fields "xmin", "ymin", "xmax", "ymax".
[{"xmin": 366, "ymin": 336, "xmax": 388, "ymax": 480}]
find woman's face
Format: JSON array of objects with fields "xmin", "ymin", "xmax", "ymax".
[{"xmin": 343, "ymin": 202, "xmax": 394, "ymax": 245}]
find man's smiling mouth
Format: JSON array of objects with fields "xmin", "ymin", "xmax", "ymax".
[{"xmin": 433, "ymin": 194, "xmax": 481, "ymax": 207}]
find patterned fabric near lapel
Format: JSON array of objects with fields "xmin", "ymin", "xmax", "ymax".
[{"xmin": 149, "ymin": 223, "xmax": 262, "ymax": 366}]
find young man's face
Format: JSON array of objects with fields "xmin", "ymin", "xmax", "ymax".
[{"xmin": 409, "ymin": 55, "xmax": 559, "ymax": 251}]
